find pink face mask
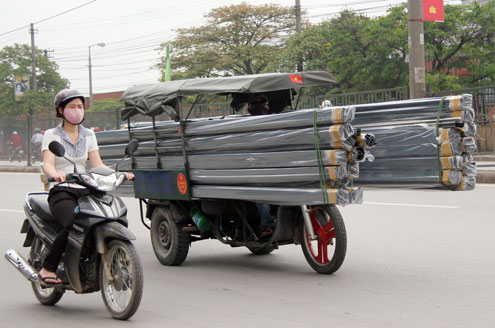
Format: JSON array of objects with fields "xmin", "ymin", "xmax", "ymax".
[{"xmin": 63, "ymin": 107, "xmax": 85, "ymax": 125}]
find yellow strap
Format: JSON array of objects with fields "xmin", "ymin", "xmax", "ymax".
[
  {"xmin": 330, "ymin": 150, "xmax": 336, "ymax": 165},
  {"xmin": 451, "ymin": 110, "xmax": 462, "ymax": 118},
  {"xmin": 457, "ymin": 178, "xmax": 464, "ymax": 191},
  {"xmin": 325, "ymin": 167, "xmax": 337, "ymax": 181},
  {"xmin": 327, "ymin": 189, "xmax": 337, "ymax": 204},
  {"xmin": 440, "ymin": 129, "xmax": 449, "ymax": 143},
  {"xmin": 329, "ymin": 125, "xmax": 341, "ymax": 141},
  {"xmin": 442, "ymin": 170, "xmax": 451, "ymax": 184},
  {"xmin": 336, "ymin": 108, "xmax": 342, "ymax": 123},
  {"xmin": 448, "ymin": 96, "xmax": 461, "ymax": 111},
  {"xmin": 440, "ymin": 157, "xmax": 451, "ymax": 169},
  {"xmin": 441, "ymin": 143, "xmax": 452, "ymax": 157}
]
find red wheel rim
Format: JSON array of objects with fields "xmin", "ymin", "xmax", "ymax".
[{"xmin": 305, "ymin": 208, "xmax": 336, "ymax": 264}]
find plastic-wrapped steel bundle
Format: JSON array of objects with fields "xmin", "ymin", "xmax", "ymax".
[
  {"xmin": 187, "ymin": 165, "xmax": 348, "ymax": 186},
  {"xmin": 99, "ymin": 124, "xmax": 357, "ymax": 155},
  {"xmin": 98, "ymin": 147, "xmax": 365, "ymax": 171},
  {"xmin": 190, "ymin": 185, "xmax": 357, "ymax": 206},
  {"xmin": 353, "ymin": 94, "xmax": 477, "ymax": 190},
  {"xmin": 97, "ymin": 105, "xmax": 371, "ymax": 205},
  {"xmin": 98, "ymin": 106, "xmax": 356, "ymax": 144},
  {"xmin": 352, "ymin": 95, "xmax": 473, "ymax": 126}
]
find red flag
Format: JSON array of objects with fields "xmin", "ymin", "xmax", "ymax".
[
  {"xmin": 289, "ymin": 74, "xmax": 303, "ymax": 84},
  {"xmin": 423, "ymin": 0, "xmax": 444, "ymax": 22}
]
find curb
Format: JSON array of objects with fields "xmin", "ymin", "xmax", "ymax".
[
  {"xmin": 0, "ymin": 166, "xmax": 41, "ymax": 173},
  {"xmin": 476, "ymin": 170, "xmax": 495, "ymax": 184}
]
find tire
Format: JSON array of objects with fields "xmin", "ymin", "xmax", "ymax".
[
  {"xmin": 300, "ymin": 205, "xmax": 347, "ymax": 274},
  {"xmin": 100, "ymin": 239, "xmax": 143, "ymax": 320},
  {"xmin": 30, "ymin": 238, "xmax": 64, "ymax": 305},
  {"xmin": 150, "ymin": 206, "xmax": 190, "ymax": 266},
  {"xmin": 247, "ymin": 245, "xmax": 276, "ymax": 255}
]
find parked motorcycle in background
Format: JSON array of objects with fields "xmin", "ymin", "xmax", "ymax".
[{"xmin": 5, "ymin": 139, "xmax": 143, "ymax": 320}]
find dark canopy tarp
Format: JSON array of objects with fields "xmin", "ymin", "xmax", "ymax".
[{"xmin": 121, "ymin": 71, "xmax": 336, "ymax": 119}]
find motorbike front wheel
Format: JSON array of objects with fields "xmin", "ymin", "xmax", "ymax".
[
  {"xmin": 30, "ymin": 237, "xmax": 64, "ymax": 305},
  {"xmin": 100, "ymin": 239, "xmax": 143, "ymax": 320},
  {"xmin": 300, "ymin": 205, "xmax": 347, "ymax": 274}
]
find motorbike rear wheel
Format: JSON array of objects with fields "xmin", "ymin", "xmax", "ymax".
[
  {"xmin": 30, "ymin": 238, "xmax": 64, "ymax": 305},
  {"xmin": 300, "ymin": 205, "xmax": 347, "ymax": 274},
  {"xmin": 100, "ymin": 239, "xmax": 143, "ymax": 320}
]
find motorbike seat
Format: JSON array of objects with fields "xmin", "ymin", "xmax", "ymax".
[{"xmin": 27, "ymin": 194, "xmax": 56, "ymax": 221}]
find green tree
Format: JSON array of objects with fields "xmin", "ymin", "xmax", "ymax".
[
  {"xmin": 281, "ymin": 8, "xmax": 409, "ymax": 93},
  {"xmin": 282, "ymin": 3, "xmax": 495, "ymax": 93},
  {"xmin": 0, "ymin": 44, "xmax": 68, "ymax": 117},
  {"xmin": 424, "ymin": 2, "xmax": 495, "ymax": 90},
  {"xmin": 159, "ymin": 2, "xmax": 298, "ymax": 78}
]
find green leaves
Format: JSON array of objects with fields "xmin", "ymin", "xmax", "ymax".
[
  {"xmin": 158, "ymin": 3, "xmax": 297, "ymax": 78},
  {"xmin": 0, "ymin": 44, "xmax": 68, "ymax": 117}
]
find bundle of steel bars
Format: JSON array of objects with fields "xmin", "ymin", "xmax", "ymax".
[
  {"xmin": 352, "ymin": 94, "xmax": 477, "ymax": 190},
  {"xmin": 97, "ymin": 105, "xmax": 373, "ymax": 205},
  {"xmin": 98, "ymin": 94, "xmax": 475, "ymax": 205}
]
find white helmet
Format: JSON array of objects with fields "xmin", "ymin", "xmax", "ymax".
[{"xmin": 322, "ymin": 100, "xmax": 332, "ymax": 108}]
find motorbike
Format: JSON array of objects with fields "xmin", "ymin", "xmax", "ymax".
[
  {"xmin": 5, "ymin": 139, "xmax": 143, "ymax": 320},
  {"xmin": 8, "ymin": 142, "xmax": 24, "ymax": 162},
  {"xmin": 31, "ymin": 142, "xmax": 42, "ymax": 163}
]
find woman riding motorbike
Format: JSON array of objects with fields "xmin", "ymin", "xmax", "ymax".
[{"xmin": 38, "ymin": 89, "xmax": 133, "ymax": 285}]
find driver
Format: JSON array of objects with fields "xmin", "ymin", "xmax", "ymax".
[
  {"xmin": 247, "ymin": 94, "xmax": 276, "ymax": 239},
  {"xmin": 38, "ymin": 89, "xmax": 133, "ymax": 286}
]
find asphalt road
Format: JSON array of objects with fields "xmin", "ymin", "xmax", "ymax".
[{"xmin": 1, "ymin": 172, "xmax": 494, "ymax": 328}]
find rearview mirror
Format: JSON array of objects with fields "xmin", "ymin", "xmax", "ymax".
[
  {"xmin": 125, "ymin": 139, "xmax": 139, "ymax": 156},
  {"xmin": 48, "ymin": 141, "xmax": 65, "ymax": 157}
]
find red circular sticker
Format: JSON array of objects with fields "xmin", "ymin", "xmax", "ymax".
[{"xmin": 177, "ymin": 173, "xmax": 187, "ymax": 195}]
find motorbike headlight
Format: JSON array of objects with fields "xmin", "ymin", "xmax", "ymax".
[
  {"xmin": 80, "ymin": 173, "xmax": 98, "ymax": 188},
  {"xmin": 90, "ymin": 172, "xmax": 124, "ymax": 191}
]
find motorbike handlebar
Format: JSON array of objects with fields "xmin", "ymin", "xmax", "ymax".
[{"xmin": 47, "ymin": 173, "xmax": 75, "ymax": 183}]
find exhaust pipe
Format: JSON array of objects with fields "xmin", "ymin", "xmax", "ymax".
[{"xmin": 5, "ymin": 249, "xmax": 38, "ymax": 282}]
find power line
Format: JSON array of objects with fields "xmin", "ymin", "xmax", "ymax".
[{"xmin": 0, "ymin": 0, "xmax": 96, "ymax": 37}]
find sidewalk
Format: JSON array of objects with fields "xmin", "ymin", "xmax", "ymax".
[
  {"xmin": 0, "ymin": 160, "xmax": 41, "ymax": 173},
  {"xmin": 1, "ymin": 158, "xmax": 494, "ymax": 183}
]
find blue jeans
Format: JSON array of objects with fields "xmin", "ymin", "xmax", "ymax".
[{"xmin": 255, "ymin": 203, "xmax": 275, "ymax": 230}]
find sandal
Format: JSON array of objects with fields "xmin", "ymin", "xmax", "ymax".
[
  {"xmin": 38, "ymin": 273, "xmax": 62, "ymax": 286},
  {"xmin": 259, "ymin": 227, "xmax": 273, "ymax": 239}
]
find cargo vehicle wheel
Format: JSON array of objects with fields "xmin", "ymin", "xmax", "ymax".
[
  {"xmin": 150, "ymin": 206, "xmax": 190, "ymax": 266},
  {"xmin": 300, "ymin": 205, "xmax": 346, "ymax": 274},
  {"xmin": 247, "ymin": 244, "xmax": 276, "ymax": 255}
]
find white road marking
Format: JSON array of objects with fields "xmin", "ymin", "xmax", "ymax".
[
  {"xmin": 363, "ymin": 201, "xmax": 459, "ymax": 209},
  {"xmin": 0, "ymin": 209, "xmax": 24, "ymax": 213}
]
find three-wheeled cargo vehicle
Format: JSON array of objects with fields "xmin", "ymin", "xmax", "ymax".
[{"xmin": 119, "ymin": 71, "xmax": 352, "ymax": 274}]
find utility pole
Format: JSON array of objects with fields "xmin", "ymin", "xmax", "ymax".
[
  {"xmin": 295, "ymin": 0, "xmax": 303, "ymax": 72},
  {"xmin": 27, "ymin": 23, "xmax": 37, "ymax": 167},
  {"xmin": 30, "ymin": 23, "xmax": 37, "ymax": 92},
  {"xmin": 88, "ymin": 43, "xmax": 105, "ymax": 108},
  {"xmin": 88, "ymin": 46, "xmax": 93, "ymax": 108},
  {"xmin": 407, "ymin": 0, "xmax": 426, "ymax": 99}
]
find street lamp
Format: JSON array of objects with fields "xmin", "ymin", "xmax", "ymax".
[{"xmin": 88, "ymin": 42, "xmax": 105, "ymax": 108}]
